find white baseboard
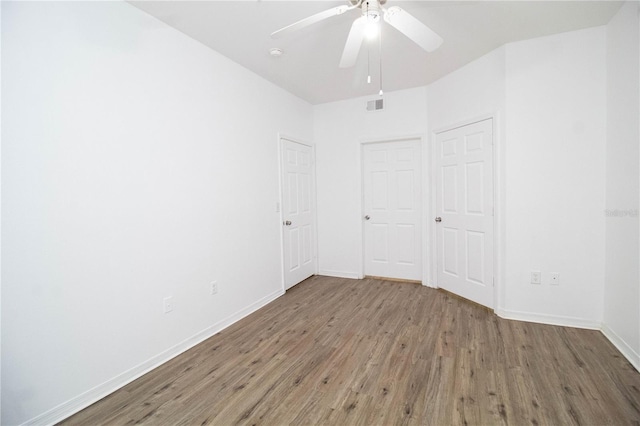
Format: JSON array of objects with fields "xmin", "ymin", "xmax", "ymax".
[
  {"xmin": 496, "ymin": 308, "xmax": 600, "ymax": 330},
  {"xmin": 24, "ymin": 288, "xmax": 285, "ymax": 426},
  {"xmin": 601, "ymin": 324, "xmax": 640, "ymax": 372},
  {"xmin": 317, "ymin": 269, "xmax": 361, "ymax": 279},
  {"xmin": 423, "ymin": 280, "xmax": 437, "ymax": 288}
]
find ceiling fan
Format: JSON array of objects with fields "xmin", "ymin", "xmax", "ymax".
[{"xmin": 271, "ymin": 0, "xmax": 443, "ymax": 68}]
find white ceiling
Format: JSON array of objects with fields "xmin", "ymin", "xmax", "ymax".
[{"xmin": 129, "ymin": 0, "xmax": 622, "ymax": 105}]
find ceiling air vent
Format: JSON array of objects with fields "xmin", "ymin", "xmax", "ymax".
[{"xmin": 366, "ymin": 99, "xmax": 384, "ymax": 112}]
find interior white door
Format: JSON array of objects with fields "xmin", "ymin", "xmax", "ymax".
[
  {"xmin": 363, "ymin": 139, "xmax": 422, "ymax": 281},
  {"xmin": 435, "ymin": 118, "xmax": 494, "ymax": 308},
  {"xmin": 281, "ymin": 138, "xmax": 316, "ymax": 289}
]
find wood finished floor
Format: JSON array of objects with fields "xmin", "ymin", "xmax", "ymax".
[{"xmin": 62, "ymin": 276, "xmax": 640, "ymax": 425}]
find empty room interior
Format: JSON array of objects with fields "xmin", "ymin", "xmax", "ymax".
[{"xmin": 2, "ymin": 0, "xmax": 640, "ymax": 424}]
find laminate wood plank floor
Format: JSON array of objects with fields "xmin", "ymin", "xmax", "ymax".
[{"xmin": 61, "ymin": 276, "xmax": 640, "ymax": 425}]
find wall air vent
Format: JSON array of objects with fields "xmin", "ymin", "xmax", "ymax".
[{"xmin": 366, "ymin": 99, "xmax": 384, "ymax": 112}]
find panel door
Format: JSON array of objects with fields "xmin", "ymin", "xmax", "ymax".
[
  {"xmin": 281, "ymin": 139, "xmax": 316, "ymax": 289},
  {"xmin": 435, "ymin": 119, "xmax": 494, "ymax": 308},
  {"xmin": 363, "ymin": 139, "xmax": 422, "ymax": 281}
]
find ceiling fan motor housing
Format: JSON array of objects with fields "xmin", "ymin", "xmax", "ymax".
[
  {"xmin": 364, "ymin": 1, "xmax": 382, "ymax": 22},
  {"xmin": 349, "ymin": 0, "xmax": 387, "ymax": 6}
]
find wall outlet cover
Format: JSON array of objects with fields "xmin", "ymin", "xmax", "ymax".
[
  {"xmin": 531, "ymin": 271, "xmax": 542, "ymax": 285},
  {"xmin": 163, "ymin": 296, "xmax": 173, "ymax": 313}
]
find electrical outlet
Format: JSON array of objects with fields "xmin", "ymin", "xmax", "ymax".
[
  {"xmin": 163, "ymin": 296, "xmax": 173, "ymax": 313},
  {"xmin": 550, "ymin": 272, "xmax": 560, "ymax": 285},
  {"xmin": 210, "ymin": 281, "xmax": 218, "ymax": 295},
  {"xmin": 531, "ymin": 271, "xmax": 541, "ymax": 285}
]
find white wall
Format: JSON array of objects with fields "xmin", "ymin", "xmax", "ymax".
[
  {"xmin": 313, "ymin": 46, "xmax": 505, "ymax": 286},
  {"xmin": 3, "ymin": 1, "xmax": 636, "ymax": 423},
  {"xmin": 503, "ymin": 27, "xmax": 607, "ymax": 327},
  {"xmin": 426, "ymin": 48, "xmax": 506, "ymax": 131},
  {"xmin": 1, "ymin": 2, "xmax": 312, "ymax": 425},
  {"xmin": 313, "ymin": 88, "xmax": 428, "ymax": 279},
  {"xmin": 603, "ymin": 1, "xmax": 640, "ymax": 369},
  {"xmin": 315, "ymin": 27, "xmax": 609, "ymax": 329}
]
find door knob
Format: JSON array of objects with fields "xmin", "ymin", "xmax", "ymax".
[
  {"xmin": 364, "ymin": 215, "xmax": 371, "ymax": 221},
  {"xmin": 284, "ymin": 220, "xmax": 292, "ymax": 226},
  {"xmin": 435, "ymin": 217, "xmax": 442, "ymax": 223}
]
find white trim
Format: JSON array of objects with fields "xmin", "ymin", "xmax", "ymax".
[
  {"xmin": 359, "ymin": 134, "xmax": 426, "ymax": 144},
  {"xmin": 496, "ymin": 308, "xmax": 600, "ymax": 330},
  {"xmin": 358, "ymin": 134, "xmax": 426, "ymax": 282},
  {"xmin": 356, "ymin": 140, "xmax": 365, "ymax": 280},
  {"xmin": 432, "ymin": 113, "xmax": 496, "ymax": 135},
  {"xmin": 277, "ymin": 133, "xmax": 286, "ymax": 291},
  {"xmin": 421, "ymin": 134, "xmax": 430, "ymax": 287},
  {"xmin": 492, "ymin": 111, "xmax": 506, "ymax": 313},
  {"xmin": 427, "ymin": 124, "xmax": 438, "ymax": 289},
  {"xmin": 317, "ymin": 269, "xmax": 361, "ymax": 280},
  {"xmin": 312, "ymin": 147, "xmax": 319, "ymax": 276},
  {"xmin": 602, "ymin": 324, "xmax": 640, "ymax": 373},
  {"xmin": 425, "ymin": 279, "xmax": 437, "ymax": 289},
  {"xmin": 23, "ymin": 289, "xmax": 284, "ymax": 426}
]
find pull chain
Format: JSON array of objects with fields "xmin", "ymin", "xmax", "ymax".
[
  {"xmin": 367, "ymin": 42, "xmax": 371, "ymax": 83},
  {"xmin": 378, "ymin": 17, "xmax": 383, "ymax": 97},
  {"xmin": 367, "ymin": 1, "xmax": 372, "ymax": 84}
]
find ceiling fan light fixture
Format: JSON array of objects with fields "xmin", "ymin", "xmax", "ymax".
[
  {"xmin": 362, "ymin": 0, "xmax": 381, "ymax": 39},
  {"xmin": 364, "ymin": 21, "xmax": 379, "ymax": 39}
]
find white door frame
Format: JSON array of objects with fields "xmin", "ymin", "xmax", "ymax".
[
  {"xmin": 277, "ymin": 134, "xmax": 319, "ymax": 291},
  {"xmin": 429, "ymin": 113, "xmax": 503, "ymax": 310},
  {"xmin": 357, "ymin": 134, "xmax": 428, "ymax": 285}
]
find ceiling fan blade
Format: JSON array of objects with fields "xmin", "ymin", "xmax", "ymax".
[
  {"xmin": 339, "ymin": 17, "xmax": 367, "ymax": 68},
  {"xmin": 383, "ymin": 6, "xmax": 443, "ymax": 52},
  {"xmin": 271, "ymin": 5, "xmax": 352, "ymax": 39}
]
